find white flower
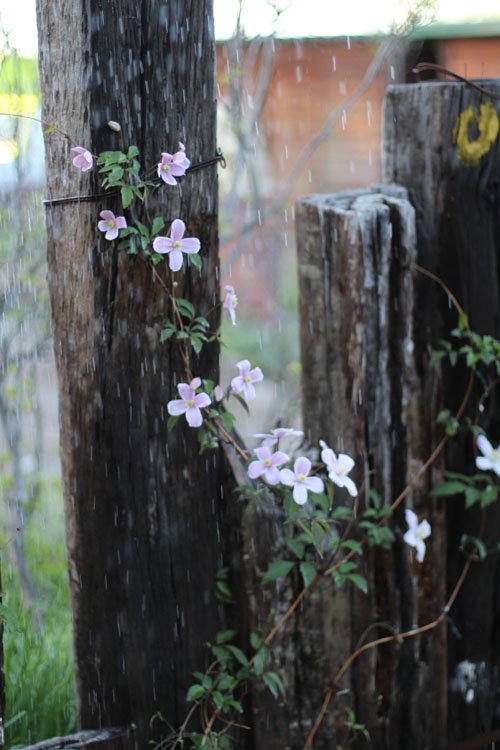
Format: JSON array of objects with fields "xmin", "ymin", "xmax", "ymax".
[
  {"xmin": 253, "ymin": 427, "xmax": 304, "ymax": 448},
  {"xmin": 403, "ymin": 509, "xmax": 431, "ymax": 563},
  {"xmin": 320, "ymin": 440, "xmax": 357, "ymax": 497},
  {"xmin": 476, "ymin": 434, "xmax": 500, "ymax": 477},
  {"xmin": 280, "ymin": 456, "xmax": 324, "ymax": 505}
]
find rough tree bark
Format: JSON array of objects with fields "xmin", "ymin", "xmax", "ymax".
[
  {"xmin": 296, "ymin": 186, "xmax": 448, "ymax": 750},
  {"xmin": 36, "ymin": 2, "xmax": 223, "ymax": 746},
  {"xmin": 383, "ymin": 81, "xmax": 500, "ymax": 747}
]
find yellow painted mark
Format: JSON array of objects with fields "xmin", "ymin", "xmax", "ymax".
[{"xmin": 453, "ymin": 102, "xmax": 499, "ymax": 167}]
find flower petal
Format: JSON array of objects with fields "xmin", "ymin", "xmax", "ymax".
[
  {"xmin": 236, "ymin": 360, "xmax": 251, "ymax": 375},
  {"xmin": 248, "ymin": 461, "xmax": 265, "ymax": 479},
  {"xmin": 294, "ymin": 456, "xmax": 311, "ymax": 477},
  {"xmin": 177, "ymin": 383, "xmax": 193, "ymax": 400},
  {"xmin": 194, "ymin": 392, "xmax": 211, "ymax": 409},
  {"xmin": 100, "ymin": 210, "xmax": 115, "ymax": 221},
  {"xmin": 343, "ymin": 476, "xmax": 358, "ymax": 497},
  {"xmin": 231, "ymin": 375, "xmax": 244, "ymax": 393},
  {"xmin": 168, "ymin": 249, "xmax": 184, "ymax": 272},
  {"xmin": 180, "ymin": 238, "xmax": 201, "ymax": 254},
  {"xmin": 405, "ymin": 508, "xmax": 418, "ymax": 531},
  {"xmin": 305, "ymin": 476, "xmax": 324, "ymax": 494},
  {"xmin": 170, "ymin": 219, "xmax": 186, "ymax": 241},
  {"xmin": 186, "ymin": 406, "xmax": 203, "ymax": 428},
  {"xmin": 153, "ymin": 237, "xmax": 172, "ymax": 254},
  {"xmin": 105, "ymin": 227, "xmax": 119, "ymax": 240},
  {"xmin": 337, "ymin": 454, "xmax": 355, "ymax": 474},
  {"xmin": 279, "ymin": 468, "xmax": 295, "ymax": 487},
  {"xmin": 115, "ymin": 216, "xmax": 127, "ymax": 229},
  {"xmin": 477, "ymin": 434, "xmax": 493, "ymax": 457},
  {"xmin": 476, "ymin": 456, "xmax": 493, "ymax": 472},
  {"xmin": 293, "ymin": 484, "xmax": 308, "ymax": 505},
  {"xmin": 265, "ymin": 466, "xmax": 282, "ymax": 485},
  {"xmin": 419, "ymin": 519, "xmax": 431, "ymax": 540},
  {"xmin": 249, "ymin": 367, "xmax": 264, "ymax": 383},
  {"xmin": 415, "ymin": 538, "xmax": 426, "ymax": 563},
  {"xmin": 167, "ymin": 399, "xmax": 188, "ymax": 416}
]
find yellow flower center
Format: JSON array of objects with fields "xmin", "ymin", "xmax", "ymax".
[
  {"xmin": 298, "ymin": 473, "xmax": 306, "ymax": 482},
  {"xmin": 264, "ymin": 459, "xmax": 271, "ymax": 467},
  {"xmin": 107, "ymin": 220, "xmax": 115, "ymax": 228},
  {"xmin": 162, "ymin": 164, "xmax": 170, "ymax": 171},
  {"xmin": 491, "ymin": 449, "xmax": 500, "ymax": 462},
  {"xmin": 416, "ymin": 527, "xmax": 426, "ymax": 540},
  {"xmin": 245, "ymin": 375, "xmax": 252, "ymax": 383},
  {"xmin": 174, "ymin": 241, "xmax": 182, "ymax": 248},
  {"xmin": 186, "ymin": 399, "xmax": 194, "ymax": 407}
]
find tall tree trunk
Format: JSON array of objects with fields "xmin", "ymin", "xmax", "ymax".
[
  {"xmin": 383, "ymin": 81, "xmax": 500, "ymax": 746},
  {"xmin": 36, "ymin": 2, "xmax": 223, "ymax": 745}
]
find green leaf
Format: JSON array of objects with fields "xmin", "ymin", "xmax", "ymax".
[
  {"xmin": 331, "ymin": 505, "xmax": 352, "ymax": 520},
  {"xmin": 464, "ymin": 487, "xmax": 483, "ymax": 509},
  {"xmin": 167, "ymin": 415, "xmax": 179, "ymax": 432},
  {"xmin": 299, "ymin": 561, "xmax": 316, "ymax": 587},
  {"xmin": 127, "ymin": 145, "xmax": 140, "ymax": 159},
  {"xmin": 231, "ymin": 391, "xmax": 250, "ymax": 415},
  {"xmin": 347, "ymin": 573, "xmax": 368, "ymax": 593},
  {"xmin": 341, "ymin": 539, "xmax": 362, "ymax": 554},
  {"xmin": 226, "ymin": 645, "xmax": 248, "ymax": 667},
  {"xmin": 216, "ymin": 629, "xmax": 237, "ymax": 645},
  {"xmin": 480, "ymin": 484, "xmax": 499, "ymax": 508},
  {"xmin": 97, "ymin": 150, "xmax": 128, "ymax": 164},
  {"xmin": 252, "ymin": 647, "xmax": 267, "ymax": 676},
  {"xmin": 262, "ymin": 671, "xmax": 287, "ymax": 698},
  {"xmin": 286, "ymin": 537, "xmax": 305, "ymax": 559},
  {"xmin": 191, "ymin": 335, "xmax": 203, "ymax": 354},
  {"xmin": 262, "ymin": 560, "xmax": 295, "ymax": 584},
  {"xmin": 160, "ymin": 326, "xmax": 176, "ymax": 343},
  {"xmin": 189, "ymin": 253, "xmax": 202, "ymax": 272},
  {"xmin": 221, "ymin": 411, "xmax": 234, "ymax": 433},
  {"xmin": 217, "ymin": 675, "xmax": 237, "ymax": 691},
  {"xmin": 250, "ymin": 631, "xmax": 262, "ymax": 650},
  {"xmin": 431, "ymin": 481, "xmax": 468, "ymax": 497},
  {"xmin": 186, "ymin": 684, "xmax": 205, "ymax": 702},
  {"xmin": 152, "ymin": 216, "xmax": 165, "ymax": 236},
  {"xmin": 175, "ymin": 298, "xmax": 195, "ymax": 319},
  {"xmin": 121, "ymin": 186, "xmax": 133, "ymax": 209}
]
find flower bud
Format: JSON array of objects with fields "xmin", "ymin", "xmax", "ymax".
[{"xmin": 107, "ymin": 120, "xmax": 121, "ymax": 132}]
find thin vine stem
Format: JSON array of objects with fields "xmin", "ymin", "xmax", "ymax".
[{"xmin": 302, "ymin": 559, "xmax": 473, "ymax": 749}]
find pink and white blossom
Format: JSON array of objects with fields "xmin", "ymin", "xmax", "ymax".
[
  {"xmin": 223, "ymin": 285, "xmax": 238, "ymax": 325},
  {"xmin": 231, "ymin": 359, "xmax": 264, "ymax": 403},
  {"xmin": 248, "ymin": 446, "xmax": 289, "ymax": 485},
  {"xmin": 476, "ymin": 434, "xmax": 500, "ymax": 477},
  {"xmin": 97, "ymin": 210, "xmax": 127, "ymax": 241},
  {"xmin": 167, "ymin": 377, "xmax": 211, "ymax": 428},
  {"xmin": 320, "ymin": 440, "xmax": 357, "ymax": 497},
  {"xmin": 280, "ymin": 456, "xmax": 324, "ymax": 505},
  {"xmin": 253, "ymin": 427, "xmax": 304, "ymax": 448},
  {"xmin": 403, "ymin": 509, "xmax": 431, "ymax": 563},
  {"xmin": 157, "ymin": 144, "xmax": 190, "ymax": 185},
  {"xmin": 71, "ymin": 146, "xmax": 93, "ymax": 172},
  {"xmin": 152, "ymin": 219, "xmax": 201, "ymax": 272}
]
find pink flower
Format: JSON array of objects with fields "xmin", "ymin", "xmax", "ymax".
[
  {"xmin": 254, "ymin": 427, "xmax": 304, "ymax": 448},
  {"xmin": 97, "ymin": 210, "xmax": 127, "ymax": 241},
  {"xmin": 320, "ymin": 440, "xmax": 357, "ymax": 497},
  {"xmin": 223, "ymin": 285, "xmax": 238, "ymax": 325},
  {"xmin": 167, "ymin": 377, "xmax": 211, "ymax": 428},
  {"xmin": 157, "ymin": 144, "xmax": 190, "ymax": 185},
  {"xmin": 214, "ymin": 385, "xmax": 224, "ymax": 402},
  {"xmin": 280, "ymin": 456, "xmax": 324, "ymax": 505},
  {"xmin": 476, "ymin": 434, "xmax": 500, "ymax": 477},
  {"xmin": 231, "ymin": 359, "xmax": 264, "ymax": 403},
  {"xmin": 248, "ymin": 446, "xmax": 289, "ymax": 485},
  {"xmin": 71, "ymin": 146, "xmax": 93, "ymax": 172},
  {"xmin": 152, "ymin": 219, "xmax": 201, "ymax": 272}
]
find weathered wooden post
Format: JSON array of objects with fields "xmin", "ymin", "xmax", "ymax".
[
  {"xmin": 296, "ymin": 186, "xmax": 448, "ymax": 749},
  {"xmin": 383, "ymin": 80, "xmax": 500, "ymax": 747},
  {"xmin": 36, "ymin": 2, "xmax": 224, "ymax": 746}
]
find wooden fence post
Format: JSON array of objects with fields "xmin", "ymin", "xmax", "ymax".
[
  {"xmin": 383, "ymin": 81, "xmax": 500, "ymax": 746},
  {"xmin": 296, "ymin": 186, "xmax": 448, "ymax": 749}
]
